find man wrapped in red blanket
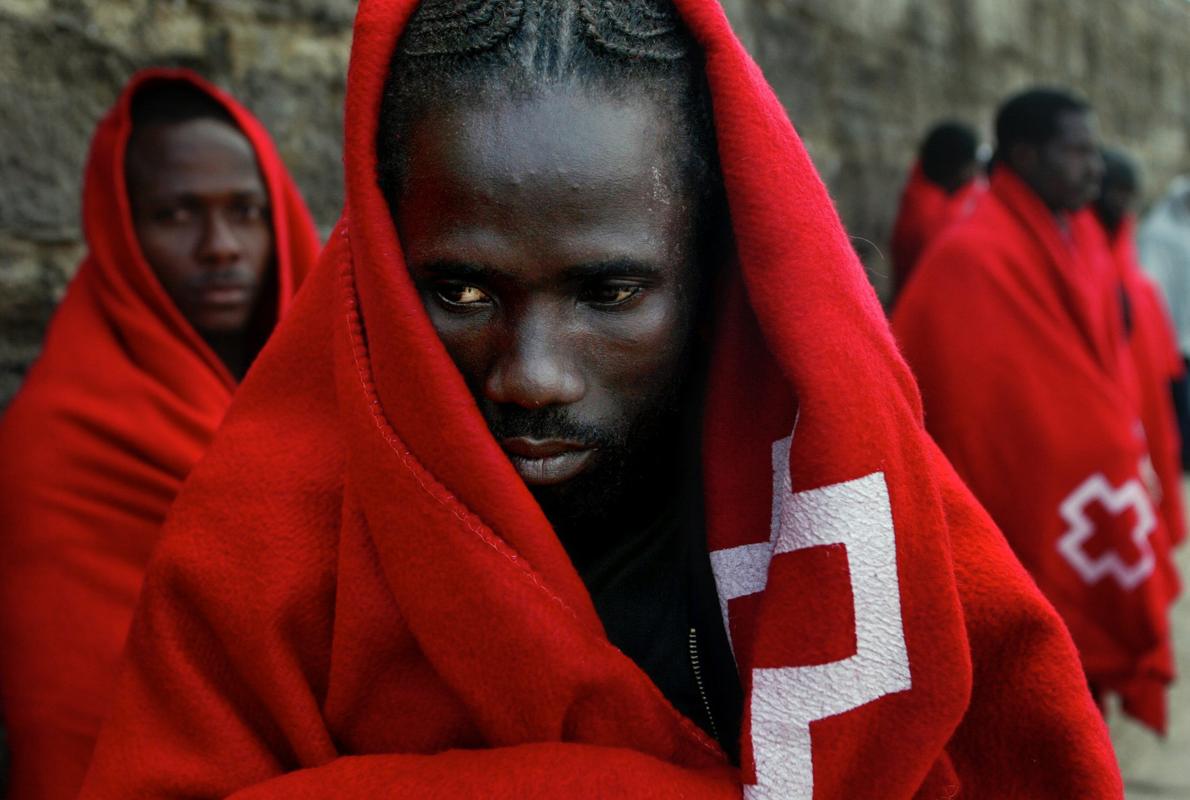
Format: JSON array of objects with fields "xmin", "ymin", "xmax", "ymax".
[
  {"xmin": 895, "ymin": 90, "xmax": 1179, "ymax": 734},
  {"xmin": 889, "ymin": 122, "xmax": 985, "ymax": 302},
  {"xmin": 82, "ymin": 5, "xmax": 1121, "ymax": 798},
  {"xmin": 0, "ymin": 70, "xmax": 318, "ymax": 799},
  {"xmin": 1094, "ymin": 148, "xmax": 1186, "ymax": 549}
]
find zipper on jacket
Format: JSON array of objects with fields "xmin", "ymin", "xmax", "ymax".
[{"xmin": 688, "ymin": 626, "xmax": 719, "ymax": 742}]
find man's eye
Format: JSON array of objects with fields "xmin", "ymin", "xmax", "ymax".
[
  {"xmin": 436, "ymin": 284, "xmax": 491, "ymax": 308},
  {"xmin": 585, "ymin": 285, "xmax": 642, "ymax": 307},
  {"xmin": 153, "ymin": 206, "xmax": 192, "ymax": 224},
  {"xmin": 232, "ymin": 202, "xmax": 268, "ymax": 222}
]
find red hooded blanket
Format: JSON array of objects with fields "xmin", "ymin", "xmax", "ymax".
[
  {"xmin": 895, "ymin": 169, "xmax": 1178, "ymax": 734},
  {"xmin": 889, "ymin": 163, "xmax": 983, "ymax": 301},
  {"xmin": 81, "ymin": 4, "xmax": 1121, "ymax": 798},
  {"xmin": 0, "ymin": 69, "xmax": 318, "ymax": 799}
]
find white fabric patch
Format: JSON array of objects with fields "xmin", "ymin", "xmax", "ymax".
[
  {"xmin": 710, "ymin": 435, "xmax": 911, "ymax": 799},
  {"xmin": 1057, "ymin": 472, "xmax": 1157, "ymax": 590}
]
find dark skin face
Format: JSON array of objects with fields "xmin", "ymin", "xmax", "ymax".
[
  {"xmin": 1094, "ymin": 180, "xmax": 1137, "ymax": 236},
  {"xmin": 394, "ymin": 85, "xmax": 704, "ymax": 540},
  {"xmin": 1008, "ymin": 110, "xmax": 1105, "ymax": 214},
  {"xmin": 126, "ymin": 117, "xmax": 275, "ymax": 372}
]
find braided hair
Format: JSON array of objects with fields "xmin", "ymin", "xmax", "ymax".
[{"xmin": 377, "ymin": 0, "xmax": 722, "ymax": 237}]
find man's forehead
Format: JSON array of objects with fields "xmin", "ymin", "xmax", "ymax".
[
  {"xmin": 129, "ymin": 118, "xmax": 258, "ymax": 172},
  {"xmin": 126, "ymin": 118, "xmax": 264, "ymax": 194},
  {"xmin": 399, "ymin": 97, "xmax": 699, "ymax": 264},
  {"xmin": 407, "ymin": 87, "xmax": 682, "ymax": 199},
  {"xmin": 1054, "ymin": 110, "xmax": 1096, "ymax": 143}
]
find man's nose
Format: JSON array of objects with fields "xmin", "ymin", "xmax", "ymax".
[
  {"xmin": 483, "ymin": 309, "xmax": 585, "ymax": 409},
  {"xmin": 196, "ymin": 211, "xmax": 243, "ymax": 266}
]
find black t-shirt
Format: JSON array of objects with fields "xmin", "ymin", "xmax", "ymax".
[{"xmin": 568, "ymin": 488, "xmax": 743, "ymax": 763}]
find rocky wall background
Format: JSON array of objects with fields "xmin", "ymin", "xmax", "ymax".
[
  {"xmin": 1, "ymin": 0, "xmax": 1188, "ymax": 410},
  {"xmin": 0, "ymin": 0, "xmax": 357, "ymax": 407},
  {"xmin": 718, "ymin": 0, "xmax": 1190, "ymax": 300}
]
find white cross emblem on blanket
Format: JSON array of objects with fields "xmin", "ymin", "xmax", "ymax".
[
  {"xmin": 708, "ymin": 435, "xmax": 911, "ymax": 800},
  {"xmin": 1057, "ymin": 472, "xmax": 1157, "ymax": 590}
]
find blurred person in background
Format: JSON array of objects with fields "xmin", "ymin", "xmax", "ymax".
[
  {"xmin": 889, "ymin": 120, "xmax": 985, "ymax": 303},
  {"xmin": 0, "ymin": 69, "xmax": 319, "ymax": 799},
  {"xmin": 1093, "ymin": 148, "xmax": 1186, "ymax": 548},
  {"xmin": 1139, "ymin": 175, "xmax": 1190, "ymax": 464},
  {"xmin": 895, "ymin": 87, "xmax": 1179, "ymax": 734}
]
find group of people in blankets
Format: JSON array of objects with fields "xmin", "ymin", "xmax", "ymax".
[{"xmin": 3, "ymin": 0, "xmax": 1187, "ymax": 797}]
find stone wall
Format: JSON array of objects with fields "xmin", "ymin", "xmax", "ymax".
[
  {"xmin": 718, "ymin": 0, "xmax": 1190, "ymax": 299},
  {"xmin": 0, "ymin": 0, "xmax": 355, "ymax": 407},
  {"xmin": 1, "ymin": 0, "xmax": 1188, "ymax": 408}
]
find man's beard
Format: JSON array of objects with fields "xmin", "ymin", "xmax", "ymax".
[{"xmin": 482, "ymin": 389, "xmax": 687, "ymax": 549}]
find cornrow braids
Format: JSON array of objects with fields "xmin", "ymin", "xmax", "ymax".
[
  {"xmin": 579, "ymin": 0, "xmax": 690, "ymax": 61},
  {"xmin": 377, "ymin": 0, "xmax": 724, "ymax": 252},
  {"xmin": 397, "ymin": 0, "xmax": 527, "ymax": 57}
]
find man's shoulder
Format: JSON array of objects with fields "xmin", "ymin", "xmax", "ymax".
[
  {"xmin": 148, "ymin": 402, "xmax": 347, "ymax": 620},
  {"xmin": 930, "ymin": 194, "xmax": 1021, "ymax": 258},
  {"xmin": 902, "ymin": 214, "xmax": 1010, "ymax": 299}
]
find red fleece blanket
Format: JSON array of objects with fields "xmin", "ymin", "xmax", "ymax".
[
  {"xmin": 81, "ymin": 3, "xmax": 1121, "ymax": 798},
  {"xmin": 889, "ymin": 163, "xmax": 983, "ymax": 300},
  {"xmin": 1110, "ymin": 215, "xmax": 1186, "ymax": 549},
  {"xmin": 895, "ymin": 169, "xmax": 1179, "ymax": 734},
  {"xmin": 0, "ymin": 69, "xmax": 318, "ymax": 800}
]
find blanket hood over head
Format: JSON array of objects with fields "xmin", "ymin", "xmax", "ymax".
[
  {"xmin": 82, "ymin": 5, "xmax": 1121, "ymax": 799},
  {"xmin": 0, "ymin": 68, "xmax": 318, "ymax": 800}
]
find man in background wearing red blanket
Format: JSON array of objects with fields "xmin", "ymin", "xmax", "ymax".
[
  {"xmin": 1093, "ymin": 148, "xmax": 1186, "ymax": 550},
  {"xmin": 82, "ymin": 4, "xmax": 1121, "ymax": 798},
  {"xmin": 889, "ymin": 121, "xmax": 985, "ymax": 304},
  {"xmin": 0, "ymin": 71, "xmax": 318, "ymax": 799},
  {"xmin": 895, "ymin": 88, "xmax": 1179, "ymax": 734}
]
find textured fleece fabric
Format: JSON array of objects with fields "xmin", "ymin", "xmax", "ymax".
[
  {"xmin": 895, "ymin": 169, "xmax": 1178, "ymax": 734},
  {"xmin": 81, "ymin": 4, "xmax": 1122, "ymax": 798},
  {"xmin": 0, "ymin": 69, "xmax": 318, "ymax": 800}
]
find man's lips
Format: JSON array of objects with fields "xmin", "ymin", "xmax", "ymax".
[
  {"xmin": 194, "ymin": 284, "xmax": 252, "ymax": 306},
  {"xmin": 500, "ymin": 437, "xmax": 596, "ymax": 486}
]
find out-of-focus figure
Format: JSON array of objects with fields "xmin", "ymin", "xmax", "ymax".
[
  {"xmin": 894, "ymin": 87, "xmax": 1179, "ymax": 734},
  {"xmin": 1138, "ymin": 176, "xmax": 1190, "ymax": 462},
  {"xmin": 889, "ymin": 121, "xmax": 984, "ymax": 303},
  {"xmin": 0, "ymin": 69, "xmax": 319, "ymax": 800},
  {"xmin": 1093, "ymin": 148, "xmax": 1186, "ymax": 547}
]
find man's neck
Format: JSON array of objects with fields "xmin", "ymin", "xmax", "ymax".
[
  {"xmin": 551, "ymin": 468, "xmax": 684, "ymax": 572},
  {"xmin": 549, "ymin": 415, "xmax": 695, "ymax": 574},
  {"xmin": 202, "ymin": 331, "xmax": 255, "ymax": 381}
]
